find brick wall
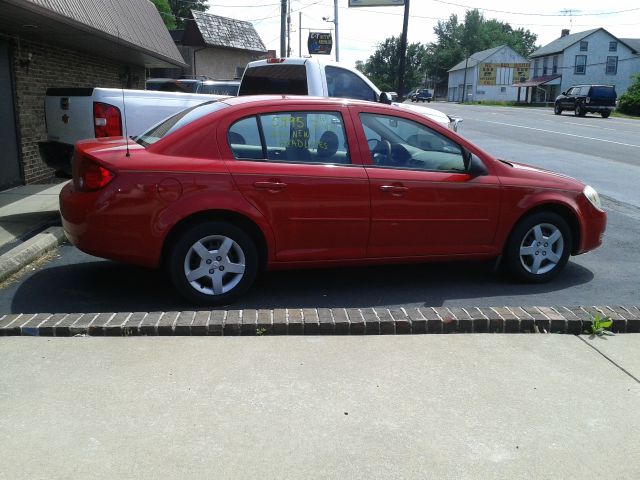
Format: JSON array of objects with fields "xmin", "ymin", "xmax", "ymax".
[{"xmin": 10, "ymin": 37, "xmax": 146, "ymax": 184}]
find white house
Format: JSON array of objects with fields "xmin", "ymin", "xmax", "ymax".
[
  {"xmin": 515, "ymin": 28, "xmax": 640, "ymax": 103},
  {"xmin": 447, "ymin": 45, "xmax": 530, "ymax": 102}
]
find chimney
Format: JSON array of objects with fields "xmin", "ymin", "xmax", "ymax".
[{"xmin": 561, "ymin": 29, "xmax": 570, "ymax": 37}]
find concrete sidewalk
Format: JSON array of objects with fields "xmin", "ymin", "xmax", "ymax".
[
  {"xmin": 0, "ymin": 334, "xmax": 638, "ymax": 479},
  {"xmin": 0, "ymin": 183, "xmax": 67, "ymax": 281}
]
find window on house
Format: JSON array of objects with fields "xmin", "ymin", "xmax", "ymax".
[
  {"xmin": 574, "ymin": 55, "xmax": 587, "ymax": 74},
  {"xmin": 500, "ymin": 86, "xmax": 507, "ymax": 93},
  {"xmin": 534, "ymin": 58, "xmax": 540, "ymax": 77},
  {"xmin": 606, "ymin": 56, "xmax": 618, "ymax": 75},
  {"xmin": 609, "ymin": 41, "xmax": 618, "ymax": 52},
  {"xmin": 542, "ymin": 57, "xmax": 548, "ymax": 75},
  {"xmin": 552, "ymin": 56, "xmax": 558, "ymax": 74},
  {"xmin": 580, "ymin": 41, "xmax": 588, "ymax": 51}
]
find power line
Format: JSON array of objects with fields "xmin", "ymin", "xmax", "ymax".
[{"xmin": 431, "ymin": 0, "xmax": 640, "ymax": 17}]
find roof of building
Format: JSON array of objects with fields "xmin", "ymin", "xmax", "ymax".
[
  {"xmin": 1, "ymin": 0, "xmax": 186, "ymax": 67},
  {"xmin": 530, "ymin": 28, "xmax": 601, "ymax": 58},
  {"xmin": 512, "ymin": 74, "xmax": 561, "ymax": 87},
  {"xmin": 191, "ymin": 11, "xmax": 267, "ymax": 53},
  {"xmin": 448, "ymin": 45, "xmax": 514, "ymax": 72},
  {"xmin": 619, "ymin": 38, "xmax": 640, "ymax": 53}
]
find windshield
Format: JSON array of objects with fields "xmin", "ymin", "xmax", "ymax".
[
  {"xmin": 136, "ymin": 101, "xmax": 229, "ymax": 147},
  {"xmin": 200, "ymin": 83, "xmax": 239, "ymax": 95}
]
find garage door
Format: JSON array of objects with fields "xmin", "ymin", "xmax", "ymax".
[{"xmin": 0, "ymin": 40, "xmax": 22, "ymax": 190}]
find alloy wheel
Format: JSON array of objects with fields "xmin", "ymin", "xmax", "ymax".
[{"xmin": 518, "ymin": 223, "xmax": 564, "ymax": 275}]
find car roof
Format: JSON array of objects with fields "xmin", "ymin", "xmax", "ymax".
[{"xmin": 221, "ymin": 95, "xmax": 362, "ymax": 107}]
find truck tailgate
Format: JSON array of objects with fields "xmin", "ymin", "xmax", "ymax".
[{"xmin": 44, "ymin": 88, "xmax": 95, "ymax": 145}]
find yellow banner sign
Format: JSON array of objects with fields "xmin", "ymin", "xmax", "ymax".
[{"xmin": 479, "ymin": 64, "xmax": 496, "ymax": 86}]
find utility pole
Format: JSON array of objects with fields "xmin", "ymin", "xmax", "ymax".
[
  {"xmin": 287, "ymin": 0, "xmax": 291, "ymax": 57},
  {"xmin": 299, "ymin": 12, "xmax": 302, "ymax": 56},
  {"xmin": 280, "ymin": 0, "xmax": 287, "ymax": 58},
  {"xmin": 396, "ymin": 0, "xmax": 410, "ymax": 101},
  {"xmin": 334, "ymin": 0, "xmax": 339, "ymax": 62},
  {"xmin": 461, "ymin": 54, "xmax": 469, "ymax": 103}
]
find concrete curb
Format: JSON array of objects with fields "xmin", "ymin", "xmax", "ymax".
[
  {"xmin": 1, "ymin": 305, "xmax": 638, "ymax": 337},
  {"xmin": 0, "ymin": 227, "xmax": 67, "ymax": 284}
]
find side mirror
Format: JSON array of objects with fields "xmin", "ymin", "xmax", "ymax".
[
  {"xmin": 463, "ymin": 148, "xmax": 488, "ymax": 176},
  {"xmin": 379, "ymin": 92, "xmax": 393, "ymax": 105},
  {"xmin": 561, "ymin": 91, "xmax": 566, "ymax": 96}
]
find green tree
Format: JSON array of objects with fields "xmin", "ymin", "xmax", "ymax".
[
  {"xmin": 422, "ymin": 9, "xmax": 538, "ymax": 94},
  {"xmin": 168, "ymin": 0, "xmax": 209, "ymax": 28},
  {"xmin": 359, "ymin": 36, "xmax": 427, "ymax": 94},
  {"xmin": 618, "ymin": 74, "xmax": 640, "ymax": 116},
  {"xmin": 150, "ymin": 0, "xmax": 176, "ymax": 29}
]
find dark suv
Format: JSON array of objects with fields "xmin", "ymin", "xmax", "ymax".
[
  {"xmin": 411, "ymin": 88, "xmax": 433, "ymax": 103},
  {"xmin": 554, "ymin": 84, "xmax": 616, "ymax": 118}
]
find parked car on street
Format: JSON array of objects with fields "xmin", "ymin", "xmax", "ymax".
[
  {"xmin": 411, "ymin": 88, "xmax": 432, "ymax": 103},
  {"xmin": 60, "ymin": 96, "xmax": 606, "ymax": 305},
  {"xmin": 554, "ymin": 84, "xmax": 616, "ymax": 118}
]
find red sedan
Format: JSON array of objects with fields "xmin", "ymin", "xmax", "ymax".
[{"xmin": 60, "ymin": 96, "xmax": 606, "ymax": 305}]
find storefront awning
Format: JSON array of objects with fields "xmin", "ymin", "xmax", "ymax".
[{"xmin": 513, "ymin": 74, "xmax": 561, "ymax": 88}]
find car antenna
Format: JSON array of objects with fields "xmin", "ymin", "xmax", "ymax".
[{"xmin": 116, "ymin": 25, "xmax": 131, "ymax": 158}]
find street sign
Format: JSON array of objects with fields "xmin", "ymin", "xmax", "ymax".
[
  {"xmin": 308, "ymin": 32, "xmax": 333, "ymax": 55},
  {"xmin": 348, "ymin": 0, "xmax": 404, "ymax": 6}
]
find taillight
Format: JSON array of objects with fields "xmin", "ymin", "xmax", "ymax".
[
  {"xmin": 93, "ymin": 102, "xmax": 122, "ymax": 138},
  {"xmin": 76, "ymin": 158, "xmax": 115, "ymax": 191}
]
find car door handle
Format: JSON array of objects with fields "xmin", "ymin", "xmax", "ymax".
[
  {"xmin": 379, "ymin": 185, "xmax": 408, "ymax": 193},
  {"xmin": 253, "ymin": 181, "xmax": 287, "ymax": 190}
]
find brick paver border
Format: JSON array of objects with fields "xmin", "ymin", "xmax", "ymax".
[{"xmin": 1, "ymin": 306, "xmax": 639, "ymax": 336}]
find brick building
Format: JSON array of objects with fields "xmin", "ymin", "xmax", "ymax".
[{"xmin": 0, "ymin": 0, "xmax": 185, "ymax": 190}]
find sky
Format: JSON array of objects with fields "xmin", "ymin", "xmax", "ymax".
[{"xmin": 202, "ymin": 0, "xmax": 640, "ymax": 67}]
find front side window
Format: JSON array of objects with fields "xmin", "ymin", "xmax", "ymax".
[
  {"xmin": 580, "ymin": 41, "xmax": 588, "ymax": 51},
  {"xmin": 359, "ymin": 113, "xmax": 465, "ymax": 172},
  {"xmin": 228, "ymin": 111, "xmax": 350, "ymax": 165},
  {"xmin": 325, "ymin": 66, "xmax": 377, "ymax": 102},
  {"xmin": 136, "ymin": 101, "xmax": 229, "ymax": 146},
  {"xmin": 575, "ymin": 55, "xmax": 587, "ymax": 74},
  {"xmin": 606, "ymin": 56, "xmax": 618, "ymax": 75},
  {"xmin": 609, "ymin": 41, "xmax": 617, "ymax": 52}
]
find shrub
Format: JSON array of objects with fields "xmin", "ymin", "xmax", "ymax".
[{"xmin": 618, "ymin": 74, "xmax": 640, "ymax": 116}]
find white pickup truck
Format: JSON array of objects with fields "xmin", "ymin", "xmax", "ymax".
[
  {"xmin": 238, "ymin": 57, "xmax": 461, "ymax": 131},
  {"xmin": 39, "ymin": 87, "xmax": 224, "ymax": 176}
]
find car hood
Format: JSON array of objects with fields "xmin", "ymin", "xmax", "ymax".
[
  {"xmin": 392, "ymin": 102, "xmax": 451, "ymax": 126},
  {"xmin": 501, "ymin": 160, "xmax": 584, "ymax": 190}
]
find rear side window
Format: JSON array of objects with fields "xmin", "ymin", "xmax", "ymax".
[
  {"xmin": 239, "ymin": 65, "xmax": 308, "ymax": 95},
  {"xmin": 228, "ymin": 111, "xmax": 350, "ymax": 165},
  {"xmin": 136, "ymin": 101, "xmax": 228, "ymax": 146}
]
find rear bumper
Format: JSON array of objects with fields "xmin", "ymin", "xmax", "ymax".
[
  {"xmin": 38, "ymin": 141, "xmax": 73, "ymax": 177},
  {"xmin": 585, "ymin": 105, "xmax": 614, "ymax": 113}
]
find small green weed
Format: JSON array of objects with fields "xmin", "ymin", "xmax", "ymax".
[
  {"xmin": 590, "ymin": 313, "xmax": 614, "ymax": 337},
  {"xmin": 256, "ymin": 327, "xmax": 267, "ymax": 336}
]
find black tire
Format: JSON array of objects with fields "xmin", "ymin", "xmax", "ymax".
[
  {"xmin": 575, "ymin": 103, "xmax": 586, "ymax": 117},
  {"xmin": 601, "ymin": 110, "xmax": 611, "ymax": 118},
  {"xmin": 168, "ymin": 221, "xmax": 258, "ymax": 305},
  {"xmin": 554, "ymin": 103, "xmax": 562, "ymax": 115},
  {"xmin": 505, "ymin": 212, "xmax": 572, "ymax": 283}
]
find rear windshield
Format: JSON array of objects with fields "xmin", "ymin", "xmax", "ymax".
[
  {"xmin": 146, "ymin": 80, "xmax": 199, "ymax": 93},
  {"xmin": 590, "ymin": 86, "xmax": 616, "ymax": 98},
  {"xmin": 239, "ymin": 64, "xmax": 308, "ymax": 95},
  {"xmin": 135, "ymin": 101, "xmax": 229, "ymax": 147},
  {"xmin": 200, "ymin": 83, "xmax": 239, "ymax": 95}
]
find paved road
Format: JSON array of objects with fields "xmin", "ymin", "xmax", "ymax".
[
  {"xmin": 416, "ymin": 103, "xmax": 640, "ymax": 208},
  {"xmin": 1, "ymin": 105, "xmax": 638, "ymax": 313}
]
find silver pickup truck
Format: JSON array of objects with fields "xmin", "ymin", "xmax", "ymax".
[
  {"xmin": 239, "ymin": 57, "xmax": 461, "ymax": 131},
  {"xmin": 39, "ymin": 87, "xmax": 224, "ymax": 176}
]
